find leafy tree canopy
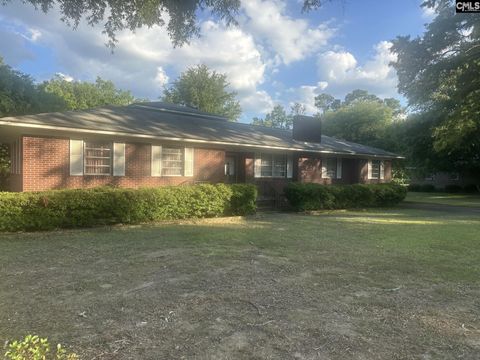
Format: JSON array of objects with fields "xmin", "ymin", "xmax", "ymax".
[
  {"xmin": 314, "ymin": 89, "xmax": 404, "ymax": 118},
  {"xmin": 314, "ymin": 93, "xmax": 341, "ymax": 113},
  {"xmin": 252, "ymin": 103, "xmax": 306, "ymax": 130},
  {"xmin": 0, "ymin": 57, "xmax": 64, "ymax": 117},
  {"xmin": 312, "ymin": 89, "xmax": 405, "ymax": 153},
  {"xmin": 41, "ymin": 75, "xmax": 135, "ymax": 110},
  {"xmin": 391, "ymin": 0, "xmax": 480, "ymax": 171},
  {"xmin": 163, "ymin": 64, "xmax": 241, "ymax": 121},
  {"xmin": 3, "ymin": 0, "xmax": 327, "ymax": 48},
  {"xmin": 322, "ymin": 100, "xmax": 396, "ymax": 150}
]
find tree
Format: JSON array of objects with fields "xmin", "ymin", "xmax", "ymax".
[
  {"xmin": 322, "ymin": 100, "xmax": 395, "ymax": 150},
  {"xmin": 290, "ymin": 102, "xmax": 306, "ymax": 116},
  {"xmin": 344, "ymin": 89, "xmax": 381, "ymax": 105},
  {"xmin": 0, "ymin": 57, "xmax": 64, "ymax": 117},
  {"xmin": 382, "ymin": 98, "xmax": 403, "ymax": 119},
  {"xmin": 314, "ymin": 90, "xmax": 401, "ymax": 115},
  {"xmin": 391, "ymin": 0, "xmax": 480, "ymax": 172},
  {"xmin": 3, "ymin": 0, "xmax": 328, "ymax": 49},
  {"xmin": 314, "ymin": 93, "xmax": 340, "ymax": 113},
  {"xmin": 41, "ymin": 75, "xmax": 135, "ymax": 110},
  {"xmin": 163, "ymin": 64, "xmax": 241, "ymax": 121},
  {"xmin": 252, "ymin": 103, "xmax": 310, "ymax": 130},
  {"xmin": 252, "ymin": 105, "xmax": 291, "ymax": 129},
  {"xmin": 314, "ymin": 89, "xmax": 404, "ymax": 149}
]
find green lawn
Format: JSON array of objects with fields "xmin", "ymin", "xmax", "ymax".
[
  {"xmin": 1, "ymin": 207, "xmax": 480, "ymax": 359},
  {"xmin": 406, "ymin": 191, "xmax": 480, "ymax": 208}
]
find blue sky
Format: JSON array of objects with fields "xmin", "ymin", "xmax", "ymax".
[{"xmin": 0, "ymin": 0, "xmax": 433, "ymax": 122}]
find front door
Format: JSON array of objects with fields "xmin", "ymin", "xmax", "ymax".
[{"xmin": 225, "ymin": 156, "xmax": 237, "ymax": 183}]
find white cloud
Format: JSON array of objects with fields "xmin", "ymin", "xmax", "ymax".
[
  {"xmin": 166, "ymin": 21, "xmax": 265, "ymax": 93},
  {"xmin": 285, "ymin": 82, "xmax": 327, "ymax": 114},
  {"xmin": 0, "ymin": 1, "xmax": 401, "ymax": 118},
  {"xmin": 316, "ymin": 41, "xmax": 398, "ymax": 99},
  {"xmin": 25, "ymin": 28, "xmax": 41, "ymax": 42},
  {"xmin": 239, "ymin": 90, "xmax": 274, "ymax": 114},
  {"xmin": 154, "ymin": 67, "xmax": 169, "ymax": 88},
  {"xmin": 240, "ymin": 0, "xmax": 334, "ymax": 65},
  {"xmin": 0, "ymin": 29, "xmax": 35, "ymax": 65},
  {"xmin": 55, "ymin": 72, "xmax": 74, "ymax": 82},
  {"xmin": 421, "ymin": 4, "xmax": 436, "ymax": 19},
  {"xmin": 0, "ymin": 2, "xmax": 268, "ymax": 113}
]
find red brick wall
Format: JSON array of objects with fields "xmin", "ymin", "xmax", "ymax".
[
  {"xmin": 14, "ymin": 136, "xmax": 394, "ymax": 192},
  {"xmin": 297, "ymin": 156, "xmax": 353, "ymax": 185},
  {"xmin": 19, "ymin": 136, "xmax": 225, "ymax": 192},
  {"xmin": 245, "ymin": 156, "xmax": 254, "ymax": 182}
]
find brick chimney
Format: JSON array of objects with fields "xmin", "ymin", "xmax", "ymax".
[{"xmin": 292, "ymin": 115, "xmax": 322, "ymax": 143}]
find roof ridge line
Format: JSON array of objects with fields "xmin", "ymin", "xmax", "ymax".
[{"xmin": 131, "ymin": 103, "xmax": 228, "ymax": 121}]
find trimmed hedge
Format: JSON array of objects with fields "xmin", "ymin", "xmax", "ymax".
[
  {"xmin": 284, "ymin": 183, "xmax": 407, "ymax": 211},
  {"xmin": 0, "ymin": 184, "xmax": 257, "ymax": 232}
]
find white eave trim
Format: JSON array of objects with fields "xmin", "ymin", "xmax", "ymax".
[{"xmin": 0, "ymin": 120, "xmax": 405, "ymax": 159}]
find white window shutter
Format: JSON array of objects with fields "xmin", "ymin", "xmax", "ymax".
[
  {"xmin": 184, "ymin": 147, "xmax": 194, "ymax": 177},
  {"xmin": 367, "ymin": 160, "xmax": 373, "ymax": 179},
  {"xmin": 151, "ymin": 145, "xmax": 162, "ymax": 177},
  {"xmin": 380, "ymin": 160, "xmax": 385, "ymax": 180},
  {"xmin": 254, "ymin": 154, "xmax": 262, "ymax": 178},
  {"xmin": 286, "ymin": 154, "xmax": 293, "ymax": 178},
  {"xmin": 70, "ymin": 139, "xmax": 84, "ymax": 176},
  {"xmin": 336, "ymin": 158, "xmax": 342, "ymax": 179},
  {"xmin": 321, "ymin": 159, "xmax": 328, "ymax": 179},
  {"xmin": 113, "ymin": 143, "xmax": 126, "ymax": 176}
]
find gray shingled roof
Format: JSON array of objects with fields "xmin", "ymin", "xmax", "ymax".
[{"xmin": 0, "ymin": 102, "xmax": 402, "ymax": 158}]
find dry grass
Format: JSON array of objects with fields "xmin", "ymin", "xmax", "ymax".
[{"xmin": 1, "ymin": 206, "xmax": 480, "ymax": 359}]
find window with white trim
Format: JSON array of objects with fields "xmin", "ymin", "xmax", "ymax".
[
  {"xmin": 259, "ymin": 153, "xmax": 287, "ymax": 178},
  {"xmin": 84, "ymin": 141, "xmax": 112, "ymax": 175},
  {"xmin": 370, "ymin": 160, "xmax": 381, "ymax": 179},
  {"xmin": 324, "ymin": 158, "xmax": 337, "ymax": 178},
  {"xmin": 162, "ymin": 147, "xmax": 183, "ymax": 176},
  {"xmin": 448, "ymin": 172, "xmax": 459, "ymax": 181},
  {"xmin": 10, "ymin": 138, "xmax": 22, "ymax": 175}
]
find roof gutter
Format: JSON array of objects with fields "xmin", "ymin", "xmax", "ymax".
[{"xmin": 0, "ymin": 120, "xmax": 405, "ymax": 159}]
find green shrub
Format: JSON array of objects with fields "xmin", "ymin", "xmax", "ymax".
[
  {"xmin": 0, "ymin": 184, "xmax": 257, "ymax": 232},
  {"xmin": 444, "ymin": 184, "xmax": 463, "ymax": 193},
  {"xmin": 4, "ymin": 334, "xmax": 78, "ymax": 360},
  {"xmin": 227, "ymin": 184, "xmax": 258, "ymax": 216},
  {"xmin": 284, "ymin": 183, "xmax": 407, "ymax": 211}
]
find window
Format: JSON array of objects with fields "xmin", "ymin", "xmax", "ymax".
[
  {"xmin": 10, "ymin": 138, "xmax": 22, "ymax": 175},
  {"xmin": 273, "ymin": 154, "xmax": 287, "ymax": 177},
  {"xmin": 370, "ymin": 160, "xmax": 381, "ymax": 179},
  {"xmin": 424, "ymin": 174, "xmax": 435, "ymax": 181},
  {"xmin": 258, "ymin": 153, "xmax": 287, "ymax": 178},
  {"xmin": 448, "ymin": 172, "xmax": 459, "ymax": 181},
  {"xmin": 323, "ymin": 158, "xmax": 337, "ymax": 179},
  {"xmin": 161, "ymin": 147, "xmax": 183, "ymax": 176},
  {"xmin": 151, "ymin": 146, "xmax": 193, "ymax": 177},
  {"xmin": 84, "ymin": 141, "xmax": 112, "ymax": 175}
]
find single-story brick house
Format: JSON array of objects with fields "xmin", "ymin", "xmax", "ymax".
[{"xmin": 0, "ymin": 102, "xmax": 402, "ymax": 193}]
